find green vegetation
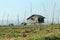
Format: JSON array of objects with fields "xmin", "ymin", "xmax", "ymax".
[{"xmin": 0, "ymin": 24, "xmax": 60, "ymax": 40}]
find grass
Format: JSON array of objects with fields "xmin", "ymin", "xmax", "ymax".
[{"xmin": 0, "ymin": 24, "xmax": 60, "ymax": 40}]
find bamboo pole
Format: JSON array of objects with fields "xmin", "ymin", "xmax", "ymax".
[
  {"xmin": 30, "ymin": 2, "xmax": 32, "ymax": 16},
  {"xmin": 17, "ymin": 14, "xmax": 19, "ymax": 26},
  {"xmin": 42, "ymin": 3, "xmax": 48, "ymax": 24},
  {"xmin": 51, "ymin": 2, "xmax": 56, "ymax": 25},
  {"xmin": 2, "ymin": 11, "xmax": 5, "ymax": 26},
  {"xmin": 7, "ymin": 14, "xmax": 9, "ymax": 26}
]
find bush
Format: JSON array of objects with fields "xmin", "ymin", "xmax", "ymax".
[
  {"xmin": 9, "ymin": 23, "xmax": 14, "ymax": 26},
  {"xmin": 29, "ymin": 36, "xmax": 60, "ymax": 40},
  {"xmin": 45, "ymin": 36, "xmax": 60, "ymax": 40},
  {"xmin": 22, "ymin": 33, "xmax": 27, "ymax": 37},
  {"xmin": 25, "ymin": 29, "xmax": 31, "ymax": 33}
]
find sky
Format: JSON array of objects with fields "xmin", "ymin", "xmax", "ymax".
[{"xmin": 0, "ymin": 0, "xmax": 60, "ymax": 24}]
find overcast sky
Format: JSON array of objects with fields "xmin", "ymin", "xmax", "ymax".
[{"xmin": 0, "ymin": 0, "xmax": 60, "ymax": 24}]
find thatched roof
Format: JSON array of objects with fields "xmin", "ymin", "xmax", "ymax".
[{"xmin": 27, "ymin": 14, "xmax": 45, "ymax": 20}]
